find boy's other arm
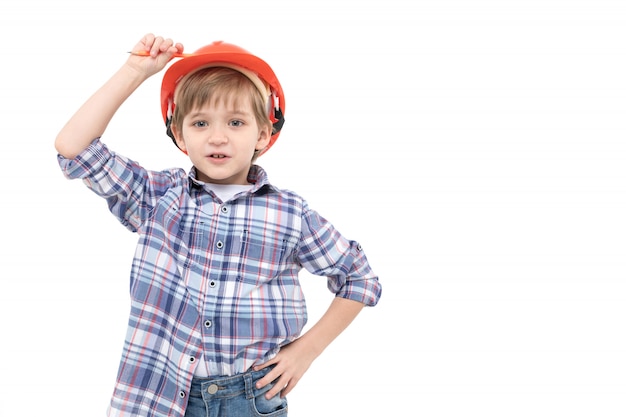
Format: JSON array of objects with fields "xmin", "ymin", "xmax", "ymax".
[{"xmin": 254, "ymin": 297, "xmax": 365, "ymax": 398}]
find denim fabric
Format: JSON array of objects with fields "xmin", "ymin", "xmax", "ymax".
[{"xmin": 185, "ymin": 366, "xmax": 288, "ymax": 417}]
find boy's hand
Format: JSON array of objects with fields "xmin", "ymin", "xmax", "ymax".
[
  {"xmin": 127, "ymin": 33, "xmax": 184, "ymax": 77},
  {"xmin": 253, "ymin": 338, "xmax": 317, "ymax": 399}
]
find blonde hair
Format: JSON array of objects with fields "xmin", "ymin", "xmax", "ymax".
[{"xmin": 171, "ymin": 67, "xmax": 273, "ymax": 160}]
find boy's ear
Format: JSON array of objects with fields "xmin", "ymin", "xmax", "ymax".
[{"xmin": 255, "ymin": 126, "xmax": 271, "ymax": 151}]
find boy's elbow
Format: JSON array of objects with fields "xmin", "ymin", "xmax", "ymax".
[
  {"xmin": 54, "ymin": 135, "xmax": 82, "ymax": 159},
  {"xmin": 54, "ymin": 136, "xmax": 65, "ymax": 156},
  {"xmin": 54, "ymin": 140, "xmax": 71, "ymax": 159}
]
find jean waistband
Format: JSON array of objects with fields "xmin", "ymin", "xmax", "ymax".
[{"xmin": 190, "ymin": 366, "xmax": 273, "ymax": 399}]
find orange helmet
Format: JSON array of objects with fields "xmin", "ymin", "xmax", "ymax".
[{"xmin": 160, "ymin": 41, "xmax": 285, "ymax": 156}]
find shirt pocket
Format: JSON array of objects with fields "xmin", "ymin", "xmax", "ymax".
[
  {"xmin": 235, "ymin": 229, "xmax": 295, "ymax": 287},
  {"xmin": 151, "ymin": 203, "xmax": 203, "ymax": 269}
]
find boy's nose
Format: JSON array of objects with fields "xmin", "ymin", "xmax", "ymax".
[{"xmin": 207, "ymin": 129, "xmax": 228, "ymax": 145}]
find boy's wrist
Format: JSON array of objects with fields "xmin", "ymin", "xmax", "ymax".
[{"xmin": 119, "ymin": 63, "xmax": 152, "ymax": 86}]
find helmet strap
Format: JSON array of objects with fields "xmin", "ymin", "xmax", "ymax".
[
  {"xmin": 165, "ymin": 116, "xmax": 179, "ymax": 146},
  {"xmin": 272, "ymin": 107, "xmax": 285, "ymax": 135}
]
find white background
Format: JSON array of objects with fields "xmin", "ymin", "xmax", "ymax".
[{"xmin": 1, "ymin": 0, "xmax": 625, "ymax": 416}]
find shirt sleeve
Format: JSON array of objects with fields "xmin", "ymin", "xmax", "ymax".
[
  {"xmin": 57, "ymin": 137, "xmax": 111, "ymax": 180},
  {"xmin": 297, "ymin": 204, "xmax": 382, "ymax": 306},
  {"xmin": 57, "ymin": 138, "xmax": 183, "ymax": 232}
]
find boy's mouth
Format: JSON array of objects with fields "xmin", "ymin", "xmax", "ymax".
[{"xmin": 210, "ymin": 154, "xmax": 227, "ymax": 159}]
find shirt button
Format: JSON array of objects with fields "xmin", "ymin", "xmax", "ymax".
[
  {"xmin": 207, "ymin": 384, "xmax": 219, "ymax": 395},
  {"xmin": 220, "ymin": 205, "xmax": 229, "ymax": 214},
  {"xmin": 216, "ymin": 241, "xmax": 224, "ymax": 249},
  {"xmin": 209, "ymin": 280, "xmax": 216, "ymax": 288},
  {"xmin": 179, "ymin": 391, "xmax": 186, "ymax": 398},
  {"xmin": 204, "ymin": 320, "xmax": 213, "ymax": 328},
  {"xmin": 189, "ymin": 357, "xmax": 195, "ymax": 363}
]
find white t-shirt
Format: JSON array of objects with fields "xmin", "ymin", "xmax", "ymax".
[{"xmin": 204, "ymin": 183, "xmax": 253, "ymax": 203}]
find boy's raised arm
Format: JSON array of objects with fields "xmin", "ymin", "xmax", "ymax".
[{"xmin": 54, "ymin": 34, "xmax": 183, "ymax": 159}]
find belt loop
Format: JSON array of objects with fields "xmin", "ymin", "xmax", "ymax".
[{"xmin": 244, "ymin": 370, "xmax": 255, "ymax": 399}]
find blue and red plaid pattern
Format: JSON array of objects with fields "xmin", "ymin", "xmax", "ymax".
[{"xmin": 58, "ymin": 138, "xmax": 381, "ymax": 417}]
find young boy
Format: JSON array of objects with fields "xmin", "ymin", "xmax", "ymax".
[{"xmin": 55, "ymin": 33, "xmax": 381, "ymax": 417}]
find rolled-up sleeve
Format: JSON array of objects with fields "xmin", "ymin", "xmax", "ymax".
[
  {"xmin": 57, "ymin": 138, "xmax": 111, "ymax": 180},
  {"xmin": 298, "ymin": 205, "xmax": 382, "ymax": 306}
]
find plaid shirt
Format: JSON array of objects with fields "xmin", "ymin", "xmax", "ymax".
[{"xmin": 57, "ymin": 138, "xmax": 381, "ymax": 417}]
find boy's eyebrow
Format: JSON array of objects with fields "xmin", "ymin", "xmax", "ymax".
[
  {"xmin": 227, "ymin": 109, "xmax": 253, "ymax": 118},
  {"xmin": 188, "ymin": 109, "xmax": 253, "ymax": 118}
]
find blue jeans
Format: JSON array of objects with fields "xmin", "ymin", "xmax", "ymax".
[{"xmin": 184, "ymin": 366, "xmax": 288, "ymax": 417}]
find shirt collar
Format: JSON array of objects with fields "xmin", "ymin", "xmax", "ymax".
[{"xmin": 188, "ymin": 165, "xmax": 277, "ymax": 195}]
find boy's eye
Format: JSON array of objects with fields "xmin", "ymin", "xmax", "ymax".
[
  {"xmin": 193, "ymin": 121, "xmax": 208, "ymax": 128},
  {"xmin": 229, "ymin": 120, "xmax": 244, "ymax": 127}
]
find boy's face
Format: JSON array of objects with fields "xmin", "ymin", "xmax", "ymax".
[{"xmin": 172, "ymin": 100, "xmax": 270, "ymax": 185}]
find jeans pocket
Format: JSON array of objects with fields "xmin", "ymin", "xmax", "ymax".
[{"xmin": 252, "ymin": 389, "xmax": 288, "ymax": 416}]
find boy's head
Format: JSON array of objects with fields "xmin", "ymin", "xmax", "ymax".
[
  {"xmin": 161, "ymin": 41, "xmax": 285, "ymax": 158},
  {"xmin": 169, "ymin": 67, "xmax": 272, "ymax": 162}
]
